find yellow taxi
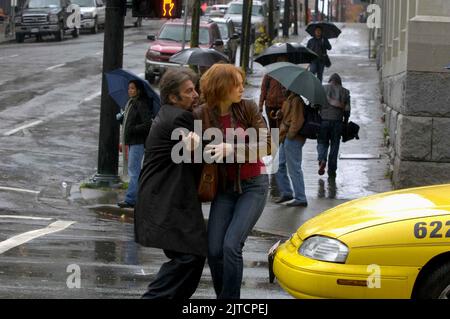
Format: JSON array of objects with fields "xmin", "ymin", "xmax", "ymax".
[{"xmin": 270, "ymin": 184, "xmax": 450, "ymax": 299}]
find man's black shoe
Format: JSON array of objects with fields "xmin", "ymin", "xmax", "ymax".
[
  {"xmin": 117, "ymin": 201, "xmax": 134, "ymax": 209},
  {"xmin": 286, "ymin": 200, "xmax": 308, "ymax": 207},
  {"xmin": 274, "ymin": 195, "xmax": 293, "ymax": 204}
]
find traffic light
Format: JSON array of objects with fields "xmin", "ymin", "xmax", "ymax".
[{"xmin": 131, "ymin": 0, "xmax": 182, "ymax": 19}]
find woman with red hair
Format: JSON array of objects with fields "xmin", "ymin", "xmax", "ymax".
[{"xmin": 194, "ymin": 64, "xmax": 271, "ymax": 299}]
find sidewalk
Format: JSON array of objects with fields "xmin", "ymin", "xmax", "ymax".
[{"xmin": 79, "ymin": 23, "xmax": 392, "ymax": 239}]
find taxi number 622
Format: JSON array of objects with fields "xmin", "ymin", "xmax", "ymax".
[{"xmin": 414, "ymin": 221, "xmax": 450, "ymax": 239}]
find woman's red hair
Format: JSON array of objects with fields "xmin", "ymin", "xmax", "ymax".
[{"xmin": 200, "ymin": 64, "xmax": 245, "ymax": 108}]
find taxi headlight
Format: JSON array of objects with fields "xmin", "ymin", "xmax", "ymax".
[{"xmin": 299, "ymin": 236, "xmax": 348, "ymax": 263}]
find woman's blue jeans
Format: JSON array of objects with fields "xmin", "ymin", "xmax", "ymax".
[
  {"xmin": 207, "ymin": 174, "xmax": 269, "ymax": 299},
  {"xmin": 275, "ymin": 138, "xmax": 307, "ymax": 202},
  {"xmin": 125, "ymin": 144, "xmax": 145, "ymax": 205}
]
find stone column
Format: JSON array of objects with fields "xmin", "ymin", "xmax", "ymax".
[{"xmin": 380, "ymin": 0, "xmax": 450, "ymax": 188}]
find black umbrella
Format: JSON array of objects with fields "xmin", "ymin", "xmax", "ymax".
[
  {"xmin": 254, "ymin": 42, "xmax": 318, "ymax": 66},
  {"xmin": 306, "ymin": 22, "xmax": 342, "ymax": 39},
  {"xmin": 169, "ymin": 47, "xmax": 229, "ymax": 67}
]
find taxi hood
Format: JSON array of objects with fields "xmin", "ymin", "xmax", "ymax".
[{"xmin": 297, "ymin": 184, "xmax": 450, "ymax": 240}]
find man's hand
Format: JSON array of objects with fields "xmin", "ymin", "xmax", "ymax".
[{"xmin": 204, "ymin": 143, "xmax": 234, "ymax": 162}]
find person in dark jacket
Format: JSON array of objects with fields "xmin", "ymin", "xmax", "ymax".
[
  {"xmin": 307, "ymin": 26, "xmax": 332, "ymax": 82},
  {"xmin": 317, "ymin": 73, "xmax": 351, "ymax": 179},
  {"xmin": 134, "ymin": 68, "xmax": 205, "ymax": 299},
  {"xmin": 117, "ymin": 80, "xmax": 153, "ymax": 208}
]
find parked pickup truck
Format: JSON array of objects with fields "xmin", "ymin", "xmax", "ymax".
[
  {"xmin": 72, "ymin": 0, "xmax": 105, "ymax": 34},
  {"xmin": 15, "ymin": 0, "xmax": 81, "ymax": 42}
]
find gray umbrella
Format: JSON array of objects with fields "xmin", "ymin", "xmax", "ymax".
[
  {"xmin": 265, "ymin": 62, "xmax": 327, "ymax": 106},
  {"xmin": 169, "ymin": 47, "xmax": 229, "ymax": 67}
]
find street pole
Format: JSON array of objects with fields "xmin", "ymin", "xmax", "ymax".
[
  {"xmin": 92, "ymin": 0, "xmax": 125, "ymax": 186},
  {"xmin": 181, "ymin": 0, "xmax": 189, "ymax": 50},
  {"xmin": 314, "ymin": 0, "xmax": 319, "ymax": 22},
  {"xmin": 304, "ymin": 0, "xmax": 309, "ymax": 25},
  {"xmin": 11, "ymin": 0, "xmax": 17, "ymax": 37},
  {"xmin": 239, "ymin": 0, "xmax": 252, "ymax": 74},
  {"xmin": 321, "ymin": 0, "xmax": 325, "ymax": 21},
  {"xmin": 282, "ymin": 0, "xmax": 289, "ymax": 37},
  {"xmin": 268, "ymin": 0, "xmax": 274, "ymax": 41},
  {"xmin": 293, "ymin": 0, "xmax": 298, "ymax": 35}
]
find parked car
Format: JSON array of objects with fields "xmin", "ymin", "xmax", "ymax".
[
  {"xmin": 14, "ymin": 0, "xmax": 81, "ymax": 42},
  {"xmin": 224, "ymin": 0, "xmax": 279, "ymax": 38},
  {"xmin": 145, "ymin": 19, "xmax": 222, "ymax": 83},
  {"xmin": 270, "ymin": 184, "xmax": 450, "ymax": 299},
  {"xmin": 210, "ymin": 17, "xmax": 239, "ymax": 64},
  {"xmin": 72, "ymin": 0, "xmax": 105, "ymax": 34}
]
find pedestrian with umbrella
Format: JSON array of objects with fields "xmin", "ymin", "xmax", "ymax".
[
  {"xmin": 264, "ymin": 62, "xmax": 327, "ymax": 206},
  {"xmin": 115, "ymin": 80, "xmax": 153, "ymax": 209},
  {"xmin": 256, "ymin": 42, "xmax": 319, "ymax": 130},
  {"xmin": 306, "ymin": 22, "xmax": 341, "ymax": 82},
  {"xmin": 105, "ymin": 69, "xmax": 160, "ymax": 208}
]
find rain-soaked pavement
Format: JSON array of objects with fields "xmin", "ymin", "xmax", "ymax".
[{"xmin": 0, "ymin": 21, "xmax": 391, "ymax": 299}]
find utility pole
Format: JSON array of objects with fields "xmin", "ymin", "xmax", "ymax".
[
  {"xmin": 328, "ymin": 0, "xmax": 332, "ymax": 21},
  {"xmin": 268, "ymin": 0, "xmax": 274, "ymax": 41},
  {"xmin": 321, "ymin": 0, "xmax": 325, "ymax": 21},
  {"xmin": 282, "ymin": 0, "xmax": 290, "ymax": 37},
  {"xmin": 336, "ymin": 0, "xmax": 341, "ymax": 22},
  {"xmin": 191, "ymin": 0, "xmax": 201, "ymax": 48},
  {"xmin": 293, "ymin": 0, "xmax": 298, "ymax": 35},
  {"xmin": 92, "ymin": 0, "xmax": 125, "ymax": 186},
  {"xmin": 314, "ymin": 0, "xmax": 319, "ymax": 22},
  {"xmin": 240, "ymin": 0, "xmax": 252, "ymax": 74},
  {"xmin": 304, "ymin": 0, "xmax": 309, "ymax": 25}
]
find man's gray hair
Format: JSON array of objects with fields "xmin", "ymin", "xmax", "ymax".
[{"xmin": 159, "ymin": 68, "xmax": 198, "ymax": 105}]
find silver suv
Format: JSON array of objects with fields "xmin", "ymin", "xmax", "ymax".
[
  {"xmin": 72, "ymin": 0, "xmax": 105, "ymax": 34},
  {"xmin": 224, "ymin": 0, "xmax": 280, "ymax": 38}
]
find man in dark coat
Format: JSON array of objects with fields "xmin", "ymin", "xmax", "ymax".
[
  {"xmin": 134, "ymin": 68, "xmax": 206, "ymax": 299},
  {"xmin": 307, "ymin": 26, "xmax": 332, "ymax": 82}
]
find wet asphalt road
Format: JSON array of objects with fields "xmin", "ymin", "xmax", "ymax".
[{"xmin": 0, "ymin": 20, "xmax": 292, "ymax": 299}]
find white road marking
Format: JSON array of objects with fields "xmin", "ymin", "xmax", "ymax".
[
  {"xmin": 3, "ymin": 120, "xmax": 44, "ymax": 136},
  {"xmin": 0, "ymin": 215, "xmax": 52, "ymax": 221},
  {"xmin": 83, "ymin": 91, "xmax": 101, "ymax": 102},
  {"xmin": 138, "ymin": 73, "xmax": 144, "ymax": 78},
  {"xmin": 0, "ymin": 54, "xmax": 19, "ymax": 60},
  {"xmin": 124, "ymin": 42, "xmax": 133, "ymax": 47},
  {"xmin": 0, "ymin": 220, "xmax": 75, "ymax": 255},
  {"xmin": 46, "ymin": 63, "xmax": 65, "ymax": 71},
  {"xmin": 95, "ymin": 51, "xmax": 102, "ymax": 55},
  {"xmin": 0, "ymin": 186, "xmax": 40, "ymax": 195}
]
